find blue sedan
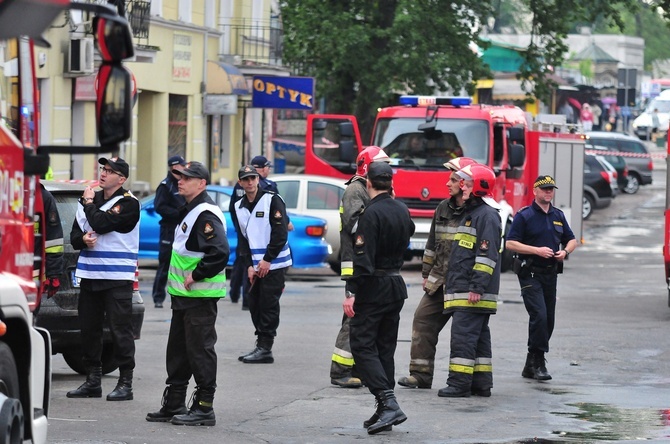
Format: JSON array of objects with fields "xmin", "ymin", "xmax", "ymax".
[{"xmin": 139, "ymin": 185, "xmax": 331, "ymax": 269}]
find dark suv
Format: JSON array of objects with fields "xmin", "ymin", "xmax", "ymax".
[
  {"xmin": 36, "ymin": 181, "xmax": 145, "ymax": 375},
  {"xmin": 583, "ymin": 154, "xmax": 616, "ymax": 220}
]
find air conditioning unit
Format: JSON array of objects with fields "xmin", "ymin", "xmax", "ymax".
[{"xmin": 67, "ymin": 38, "xmax": 94, "ymax": 74}]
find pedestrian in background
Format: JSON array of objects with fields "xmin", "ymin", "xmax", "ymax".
[
  {"xmin": 345, "ymin": 161, "xmax": 415, "ymax": 434},
  {"xmin": 580, "ymin": 103, "xmax": 593, "ymax": 131},
  {"xmin": 147, "ymin": 161, "xmax": 229, "ymax": 426},
  {"xmin": 235, "ymin": 165, "xmax": 292, "ymax": 364},
  {"xmin": 398, "ymin": 157, "xmax": 474, "ymax": 390},
  {"xmin": 591, "ymin": 102, "xmax": 602, "ymax": 131},
  {"xmin": 331, "ymin": 146, "xmax": 390, "ymax": 389},
  {"xmin": 438, "ymin": 164, "xmax": 501, "ymax": 398},
  {"xmin": 506, "ymin": 175, "xmax": 576, "ymax": 381},
  {"xmin": 67, "ymin": 157, "xmax": 140, "ymax": 402},
  {"xmin": 151, "ymin": 155, "xmax": 186, "ymax": 308}
]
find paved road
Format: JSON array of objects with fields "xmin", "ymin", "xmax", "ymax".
[{"xmin": 47, "ymin": 169, "xmax": 670, "ymax": 443}]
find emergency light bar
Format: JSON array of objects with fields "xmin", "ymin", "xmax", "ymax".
[{"xmin": 399, "ymin": 95, "xmax": 472, "ymax": 107}]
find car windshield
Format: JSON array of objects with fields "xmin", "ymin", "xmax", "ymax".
[
  {"xmin": 52, "ymin": 192, "xmax": 80, "ymax": 244},
  {"xmin": 373, "ymin": 118, "xmax": 489, "ymax": 169}
]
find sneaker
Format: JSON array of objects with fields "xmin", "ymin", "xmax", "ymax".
[{"xmin": 331, "ymin": 376, "xmax": 362, "ymax": 388}]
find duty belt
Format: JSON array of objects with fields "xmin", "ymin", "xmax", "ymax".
[
  {"xmin": 530, "ymin": 264, "xmax": 557, "ymax": 275},
  {"xmin": 373, "ymin": 269, "xmax": 401, "ymax": 276}
]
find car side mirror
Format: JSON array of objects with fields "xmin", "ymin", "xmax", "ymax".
[{"xmin": 96, "ymin": 63, "xmax": 132, "ymax": 146}]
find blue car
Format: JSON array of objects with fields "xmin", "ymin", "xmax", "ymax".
[{"xmin": 139, "ymin": 185, "xmax": 331, "ymax": 269}]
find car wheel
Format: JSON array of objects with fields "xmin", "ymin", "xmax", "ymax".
[
  {"xmin": 583, "ymin": 194, "xmax": 594, "ymax": 220},
  {"xmin": 0, "ymin": 342, "xmax": 24, "ymax": 444},
  {"xmin": 623, "ymin": 174, "xmax": 640, "ymax": 194},
  {"xmin": 63, "ymin": 343, "xmax": 118, "ymax": 375}
]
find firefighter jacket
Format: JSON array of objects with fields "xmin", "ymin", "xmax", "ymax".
[
  {"xmin": 40, "ymin": 185, "xmax": 64, "ymax": 279},
  {"xmin": 346, "ymin": 193, "xmax": 415, "ymax": 303},
  {"xmin": 235, "ymin": 189, "xmax": 292, "ymax": 271},
  {"xmin": 339, "ymin": 176, "xmax": 369, "ymax": 279},
  {"xmin": 154, "ymin": 173, "xmax": 185, "ymax": 228},
  {"xmin": 73, "ymin": 188, "xmax": 140, "ymax": 282},
  {"xmin": 421, "ymin": 196, "xmax": 464, "ymax": 296},
  {"xmin": 167, "ymin": 192, "xmax": 229, "ymax": 298},
  {"xmin": 444, "ymin": 198, "xmax": 501, "ymax": 314}
]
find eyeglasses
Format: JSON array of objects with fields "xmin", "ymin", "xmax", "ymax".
[{"xmin": 99, "ymin": 166, "xmax": 123, "ymax": 177}]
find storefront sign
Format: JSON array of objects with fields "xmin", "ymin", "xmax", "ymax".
[
  {"xmin": 203, "ymin": 94, "xmax": 238, "ymax": 115},
  {"xmin": 252, "ymin": 76, "xmax": 314, "ymax": 110},
  {"xmin": 173, "ymin": 33, "xmax": 192, "ymax": 81}
]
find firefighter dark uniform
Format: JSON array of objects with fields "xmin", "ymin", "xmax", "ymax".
[
  {"xmin": 347, "ymin": 161, "xmax": 415, "ymax": 434},
  {"xmin": 507, "ymin": 175, "xmax": 576, "ymax": 381},
  {"xmin": 235, "ymin": 174, "xmax": 291, "ymax": 364},
  {"xmin": 330, "ymin": 175, "xmax": 368, "ymax": 387},
  {"xmin": 40, "ymin": 184, "xmax": 64, "ymax": 298},
  {"xmin": 440, "ymin": 195, "xmax": 501, "ymax": 398}
]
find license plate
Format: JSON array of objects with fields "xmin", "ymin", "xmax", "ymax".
[
  {"xmin": 70, "ymin": 271, "xmax": 81, "ymax": 288},
  {"xmin": 409, "ymin": 241, "xmax": 426, "ymax": 251}
]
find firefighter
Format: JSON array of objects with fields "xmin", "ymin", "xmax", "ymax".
[
  {"xmin": 40, "ymin": 183, "xmax": 64, "ymax": 300},
  {"xmin": 505, "ymin": 175, "xmax": 577, "ymax": 381},
  {"xmin": 331, "ymin": 146, "xmax": 390, "ymax": 389},
  {"xmin": 345, "ymin": 161, "xmax": 415, "ymax": 434},
  {"xmin": 438, "ymin": 164, "xmax": 501, "ymax": 398},
  {"xmin": 397, "ymin": 157, "xmax": 476, "ymax": 390},
  {"xmin": 235, "ymin": 165, "xmax": 292, "ymax": 364},
  {"xmin": 147, "ymin": 161, "xmax": 229, "ymax": 426}
]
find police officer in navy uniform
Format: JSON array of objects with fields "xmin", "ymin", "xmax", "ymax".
[
  {"xmin": 147, "ymin": 161, "xmax": 229, "ymax": 426},
  {"xmin": 235, "ymin": 165, "xmax": 292, "ymax": 364},
  {"xmin": 67, "ymin": 157, "xmax": 140, "ymax": 401},
  {"xmin": 344, "ymin": 161, "xmax": 415, "ymax": 434},
  {"xmin": 506, "ymin": 175, "xmax": 577, "ymax": 381}
]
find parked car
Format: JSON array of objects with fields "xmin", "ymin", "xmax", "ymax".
[
  {"xmin": 583, "ymin": 155, "xmax": 616, "ymax": 220},
  {"xmin": 273, "ymin": 174, "xmax": 347, "ymax": 272},
  {"xmin": 138, "ymin": 185, "xmax": 331, "ymax": 269},
  {"xmin": 586, "ymin": 143, "xmax": 628, "ymax": 193},
  {"xmin": 36, "ymin": 181, "xmax": 145, "ymax": 375},
  {"xmin": 585, "ymin": 131, "xmax": 653, "ymax": 194},
  {"xmin": 631, "ymin": 90, "xmax": 670, "ymax": 140}
]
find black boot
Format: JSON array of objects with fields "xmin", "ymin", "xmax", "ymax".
[
  {"xmin": 238, "ymin": 340, "xmax": 260, "ymax": 362},
  {"xmin": 106, "ymin": 370, "xmax": 133, "ymax": 401},
  {"xmin": 367, "ymin": 390, "xmax": 407, "ymax": 435},
  {"xmin": 171, "ymin": 388, "xmax": 216, "ymax": 426},
  {"xmin": 532, "ymin": 352, "xmax": 552, "ymax": 381},
  {"xmin": 521, "ymin": 352, "xmax": 534, "ymax": 378},
  {"xmin": 362, "ymin": 393, "xmax": 392, "ymax": 432},
  {"xmin": 146, "ymin": 385, "xmax": 188, "ymax": 422},
  {"xmin": 243, "ymin": 336, "xmax": 274, "ymax": 364},
  {"xmin": 66, "ymin": 366, "xmax": 102, "ymax": 398}
]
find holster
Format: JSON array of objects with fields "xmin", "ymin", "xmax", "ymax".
[{"xmin": 513, "ymin": 256, "xmax": 532, "ymax": 278}]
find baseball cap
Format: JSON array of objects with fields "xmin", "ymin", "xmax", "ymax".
[
  {"xmin": 534, "ymin": 175, "xmax": 558, "ymax": 189},
  {"xmin": 367, "ymin": 161, "xmax": 393, "ymax": 180},
  {"xmin": 175, "ymin": 161, "xmax": 210, "ymax": 182},
  {"xmin": 98, "ymin": 157, "xmax": 129, "ymax": 178},
  {"xmin": 168, "ymin": 155, "xmax": 186, "ymax": 166},
  {"xmin": 238, "ymin": 164, "xmax": 260, "ymax": 180},
  {"xmin": 250, "ymin": 155, "xmax": 272, "ymax": 168}
]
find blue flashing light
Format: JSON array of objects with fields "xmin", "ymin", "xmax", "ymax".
[
  {"xmin": 20, "ymin": 106, "xmax": 29, "ymax": 116},
  {"xmin": 399, "ymin": 95, "xmax": 472, "ymax": 107}
]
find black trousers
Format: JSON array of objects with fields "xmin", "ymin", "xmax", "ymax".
[
  {"xmin": 248, "ymin": 267, "xmax": 286, "ymax": 340},
  {"xmin": 519, "ymin": 273, "xmax": 557, "ymax": 353},
  {"xmin": 350, "ymin": 299, "xmax": 405, "ymax": 395},
  {"xmin": 151, "ymin": 224, "xmax": 175, "ymax": 304},
  {"xmin": 79, "ymin": 282, "xmax": 135, "ymax": 372},
  {"xmin": 165, "ymin": 299, "xmax": 218, "ymax": 392},
  {"xmin": 229, "ymin": 255, "xmax": 250, "ymax": 304}
]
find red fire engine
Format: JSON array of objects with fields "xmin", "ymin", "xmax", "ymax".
[
  {"xmin": 663, "ymin": 138, "xmax": 670, "ymax": 307},
  {"xmin": 0, "ymin": 1, "xmax": 134, "ymax": 441},
  {"xmin": 304, "ymin": 96, "xmax": 584, "ymax": 270}
]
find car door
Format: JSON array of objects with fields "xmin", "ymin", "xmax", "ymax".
[{"xmin": 304, "ymin": 180, "xmax": 344, "ymax": 250}]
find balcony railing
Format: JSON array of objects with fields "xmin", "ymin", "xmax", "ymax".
[{"xmin": 220, "ymin": 20, "xmax": 283, "ymax": 67}]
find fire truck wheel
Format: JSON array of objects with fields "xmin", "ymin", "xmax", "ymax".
[
  {"xmin": 0, "ymin": 342, "xmax": 24, "ymax": 444},
  {"xmin": 62, "ymin": 343, "xmax": 118, "ymax": 375}
]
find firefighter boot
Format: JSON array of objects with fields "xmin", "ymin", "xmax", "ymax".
[
  {"xmin": 243, "ymin": 336, "xmax": 274, "ymax": 364},
  {"xmin": 367, "ymin": 390, "xmax": 407, "ymax": 435},
  {"xmin": 238, "ymin": 340, "xmax": 260, "ymax": 362},
  {"xmin": 106, "ymin": 369, "xmax": 133, "ymax": 401},
  {"xmin": 398, "ymin": 375, "xmax": 431, "ymax": 389},
  {"xmin": 362, "ymin": 392, "xmax": 392, "ymax": 432},
  {"xmin": 521, "ymin": 352, "xmax": 534, "ymax": 379},
  {"xmin": 532, "ymin": 352, "xmax": 552, "ymax": 381},
  {"xmin": 171, "ymin": 388, "xmax": 216, "ymax": 426},
  {"xmin": 146, "ymin": 385, "xmax": 188, "ymax": 422},
  {"xmin": 66, "ymin": 366, "xmax": 102, "ymax": 398}
]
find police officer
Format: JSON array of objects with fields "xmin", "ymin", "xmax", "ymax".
[
  {"xmin": 146, "ymin": 161, "xmax": 229, "ymax": 426},
  {"xmin": 438, "ymin": 164, "xmax": 501, "ymax": 398},
  {"xmin": 235, "ymin": 165, "xmax": 291, "ymax": 364},
  {"xmin": 398, "ymin": 157, "xmax": 475, "ymax": 390},
  {"xmin": 67, "ymin": 157, "xmax": 140, "ymax": 401},
  {"xmin": 331, "ymin": 146, "xmax": 390, "ymax": 389},
  {"xmin": 345, "ymin": 161, "xmax": 415, "ymax": 434},
  {"xmin": 506, "ymin": 175, "xmax": 577, "ymax": 381},
  {"xmin": 40, "ymin": 183, "xmax": 64, "ymax": 299},
  {"xmin": 151, "ymin": 155, "xmax": 186, "ymax": 308}
]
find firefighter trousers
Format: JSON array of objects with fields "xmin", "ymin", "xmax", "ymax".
[
  {"xmin": 519, "ymin": 273, "xmax": 557, "ymax": 353},
  {"xmin": 248, "ymin": 267, "xmax": 286, "ymax": 341},
  {"xmin": 446, "ymin": 311, "xmax": 492, "ymax": 391},
  {"xmin": 330, "ymin": 314, "xmax": 356, "ymax": 379},
  {"xmin": 407, "ymin": 286, "xmax": 451, "ymax": 387}
]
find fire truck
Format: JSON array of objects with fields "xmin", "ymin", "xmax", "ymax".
[
  {"xmin": 663, "ymin": 138, "xmax": 670, "ymax": 307},
  {"xmin": 304, "ymin": 96, "xmax": 584, "ymax": 270},
  {"xmin": 0, "ymin": 1, "xmax": 134, "ymax": 441}
]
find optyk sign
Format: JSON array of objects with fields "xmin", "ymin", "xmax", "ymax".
[{"xmin": 252, "ymin": 76, "xmax": 314, "ymax": 110}]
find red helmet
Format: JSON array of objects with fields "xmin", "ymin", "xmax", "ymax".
[
  {"xmin": 457, "ymin": 164, "xmax": 496, "ymax": 198},
  {"xmin": 444, "ymin": 157, "xmax": 476, "ymax": 172},
  {"xmin": 356, "ymin": 146, "xmax": 390, "ymax": 176}
]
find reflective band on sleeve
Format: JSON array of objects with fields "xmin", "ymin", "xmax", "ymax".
[{"xmin": 473, "ymin": 263, "xmax": 494, "ymax": 275}]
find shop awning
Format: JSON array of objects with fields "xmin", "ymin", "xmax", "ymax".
[{"xmin": 206, "ymin": 61, "xmax": 250, "ymax": 95}]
